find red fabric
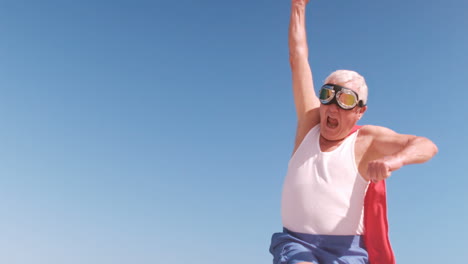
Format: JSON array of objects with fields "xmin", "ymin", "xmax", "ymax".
[
  {"xmin": 350, "ymin": 125, "xmax": 396, "ymax": 264},
  {"xmin": 347, "ymin": 125, "xmax": 362, "ymax": 136},
  {"xmin": 364, "ymin": 181, "xmax": 395, "ymax": 264}
]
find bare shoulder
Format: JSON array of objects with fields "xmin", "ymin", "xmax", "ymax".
[
  {"xmin": 354, "ymin": 125, "xmax": 383, "ymax": 157},
  {"xmin": 355, "ymin": 125, "xmax": 392, "ymax": 149},
  {"xmin": 293, "ymin": 109, "xmax": 320, "ymax": 155},
  {"xmin": 359, "ymin": 124, "xmax": 416, "ymax": 157},
  {"xmin": 358, "ymin": 124, "xmax": 397, "ymax": 136},
  {"xmin": 360, "ymin": 124, "xmax": 415, "ymax": 141}
]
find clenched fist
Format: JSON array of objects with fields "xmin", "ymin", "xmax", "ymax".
[{"xmin": 367, "ymin": 156, "xmax": 404, "ymax": 183}]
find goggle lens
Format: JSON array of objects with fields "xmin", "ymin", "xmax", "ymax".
[
  {"xmin": 319, "ymin": 87, "xmax": 334, "ymax": 102},
  {"xmin": 338, "ymin": 93, "xmax": 357, "ymax": 107}
]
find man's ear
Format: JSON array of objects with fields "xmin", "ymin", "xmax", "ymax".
[{"xmin": 357, "ymin": 106, "xmax": 367, "ymax": 120}]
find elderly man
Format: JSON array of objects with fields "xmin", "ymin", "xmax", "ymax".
[{"xmin": 269, "ymin": 0, "xmax": 438, "ymax": 264}]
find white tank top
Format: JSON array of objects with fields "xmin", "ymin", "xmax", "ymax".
[{"xmin": 281, "ymin": 125, "xmax": 369, "ymax": 235}]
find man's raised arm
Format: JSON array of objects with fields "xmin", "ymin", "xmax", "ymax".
[{"xmin": 289, "ymin": 0, "xmax": 321, "ymax": 153}]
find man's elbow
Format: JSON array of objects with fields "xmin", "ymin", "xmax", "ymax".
[
  {"xmin": 431, "ymin": 140, "xmax": 439, "ymax": 157},
  {"xmin": 289, "ymin": 47, "xmax": 308, "ymax": 63},
  {"xmin": 420, "ymin": 136, "xmax": 439, "ymax": 158}
]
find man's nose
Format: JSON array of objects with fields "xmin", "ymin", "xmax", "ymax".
[{"xmin": 328, "ymin": 102, "xmax": 339, "ymax": 112}]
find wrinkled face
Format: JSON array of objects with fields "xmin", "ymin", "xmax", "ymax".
[{"xmin": 319, "ymin": 82, "xmax": 367, "ymax": 141}]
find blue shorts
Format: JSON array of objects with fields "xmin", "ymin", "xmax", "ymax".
[{"xmin": 269, "ymin": 228, "xmax": 369, "ymax": 264}]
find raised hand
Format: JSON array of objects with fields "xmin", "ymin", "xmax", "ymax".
[{"xmin": 292, "ymin": 0, "xmax": 310, "ymax": 6}]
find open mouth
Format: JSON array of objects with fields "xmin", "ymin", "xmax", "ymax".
[{"xmin": 327, "ymin": 116, "xmax": 339, "ymax": 129}]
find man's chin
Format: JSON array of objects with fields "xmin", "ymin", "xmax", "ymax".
[{"xmin": 321, "ymin": 123, "xmax": 352, "ymax": 141}]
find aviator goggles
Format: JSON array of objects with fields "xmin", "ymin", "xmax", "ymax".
[{"xmin": 318, "ymin": 83, "xmax": 366, "ymax": 110}]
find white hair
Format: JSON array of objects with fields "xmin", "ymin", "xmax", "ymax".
[{"xmin": 324, "ymin": 70, "xmax": 368, "ymax": 105}]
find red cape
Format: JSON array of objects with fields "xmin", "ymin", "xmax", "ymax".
[{"xmin": 350, "ymin": 125, "xmax": 396, "ymax": 264}]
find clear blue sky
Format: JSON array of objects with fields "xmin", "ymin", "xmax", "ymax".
[{"xmin": 0, "ymin": 0, "xmax": 466, "ymax": 263}]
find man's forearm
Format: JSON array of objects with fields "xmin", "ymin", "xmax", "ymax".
[
  {"xmin": 393, "ymin": 137, "xmax": 438, "ymax": 168},
  {"xmin": 289, "ymin": 0, "xmax": 309, "ymax": 66},
  {"xmin": 288, "ymin": 0, "xmax": 319, "ymax": 124}
]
